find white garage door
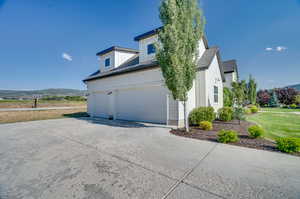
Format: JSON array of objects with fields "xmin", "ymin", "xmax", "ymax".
[
  {"xmin": 116, "ymin": 86, "xmax": 167, "ymax": 124},
  {"xmin": 92, "ymin": 93, "xmax": 110, "ymax": 118}
]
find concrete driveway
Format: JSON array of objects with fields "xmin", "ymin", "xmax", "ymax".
[{"xmin": 0, "ymin": 118, "xmax": 299, "ymax": 199}]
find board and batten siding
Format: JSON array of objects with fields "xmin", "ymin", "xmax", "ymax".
[{"xmin": 196, "ymin": 55, "xmax": 224, "ymax": 111}]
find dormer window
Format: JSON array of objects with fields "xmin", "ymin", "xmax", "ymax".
[
  {"xmin": 105, "ymin": 58, "xmax": 110, "ymax": 67},
  {"xmin": 147, "ymin": 43, "xmax": 156, "ymax": 55}
]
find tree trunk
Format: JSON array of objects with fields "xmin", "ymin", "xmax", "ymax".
[{"xmin": 184, "ymin": 101, "xmax": 189, "ymax": 132}]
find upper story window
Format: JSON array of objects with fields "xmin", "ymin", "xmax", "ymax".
[
  {"xmin": 214, "ymin": 86, "xmax": 218, "ymax": 103},
  {"xmin": 105, "ymin": 58, "xmax": 110, "ymax": 67},
  {"xmin": 147, "ymin": 43, "xmax": 156, "ymax": 55}
]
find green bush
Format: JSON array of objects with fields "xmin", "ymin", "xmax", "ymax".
[
  {"xmin": 233, "ymin": 107, "xmax": 246, "ymax": 121},
  {"xmin": 199, "ymin": 121, "xmax": 213, "ymax": 131},
  {"xmin": 249, "ymin": 105, "xmax": 258, "ymax": 113},
  {"xmin": 217, "ymin": 130, "xmax": 239, "ymax": 143},
  {"xmin": 189, "ymin": 107, "xmax": 216, "ymax": 125},
  {"xmin": 244, "ymin": 108, "xmax": 252, "ymax": 115},
  {"xmin": 276, "ymin": 137, "xmax": 300, "ymax": 153},
  {"xmin": 218, "ymin": 107, "xmax": 233, "ymax": 121},
  {"xmin": 223, "ymin": 87, "xmax": 233, "ymax": 107},
  {"xmin": 248, "ymin": 125, "xmax": 264, "ymax": 138},
  {"xmin": 290, "ymin": 104, "xmax": 297, "ymax": 109}
]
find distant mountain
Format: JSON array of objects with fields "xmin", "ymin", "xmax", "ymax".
[
  {"xmin": 286, "ymin": 84, "xmax": 300, "ymax": 92},
  {"xmin": 0, "ymin": 88, "xmax": 87, "ymax": 98}
]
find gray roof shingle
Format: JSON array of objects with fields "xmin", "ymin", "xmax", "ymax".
[
  {"xmin": 222, "ymin": 60, "xmax": 237, "ymax": 73},
  {"xmin": 83, "ymin": 55, "xmax": 158, "ymax": 82}
]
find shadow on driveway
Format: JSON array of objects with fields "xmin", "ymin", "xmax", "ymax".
[{"xmin": 63, "ymin": 112, "xmax": 168, "ymax": 129}]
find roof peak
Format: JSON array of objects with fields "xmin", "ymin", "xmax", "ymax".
[
  {"xmin": 134, "ymin": 27, "xmax": 162, "ymax": 41},
  {"xmin": 96, "ymin": 46, "xmax": 138, "ymax": 56}
]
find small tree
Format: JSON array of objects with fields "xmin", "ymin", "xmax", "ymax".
[
  {"xmin": 257, "ymin": 89, "xmax": 271, "ymax": 107},
  {"xmin": 247, "ymin": 75, "xmax": 257, "ymax": 105},
  {"xmin": 223, "ymin": 87, "xmax": 233, "ymax": 107},
  {"xmin": 268, "ymin": 90, "xmax": 279, "ymax": 107},
  {"xmin": 231, "ymin": 80, "xmax": 247, "ymax": 107},
  {"xmin": 157, "ymin": 0, "xmax": 205, "ymax": 132}
]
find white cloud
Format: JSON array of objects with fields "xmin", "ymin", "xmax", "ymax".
[
  {"xmin": 265, "ymin": 47, "xmax": 273, "ymax": 51},
  {"xmin": 62, "ymin": 52, "xmax": 72, "ymax": 61},
  {"xmin": 276, "ymin": 46, "xmax": 287, "ymax": 52}
]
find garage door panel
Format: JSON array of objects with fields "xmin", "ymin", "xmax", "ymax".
[
  {"xmin": 116, "ymin": 87, "xmax": 167, "ymax": 124},
  {"xmin": 93, "ymin": 93, "xmax": 109, "ymax": 118}
]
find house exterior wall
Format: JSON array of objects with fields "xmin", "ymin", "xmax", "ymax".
[
  {"xmin": 99, "ymin": 52, "xmax": 115, "ymax": 73},
  {"xmin": 198, "ymin": 39, "xmax": 207, "ymax": 58},
  {"xmin": 98, "ymin": 51, "xmax": 136, "ymax": 73},
  {"xmin": 86, "ymin": 68, "xmax": 184, "ymax": 125},
  {"xmin": 196, "ymin": 70, "xmax": 207, "ymax": 107},
  {"xmin": 196, "ymin": 55, "xmax": 223, "ymax": 111},
  {"xmin": 138, "ymin": 35, "xmax": 207, "ymax": 64},
  {"xmin": 138, "ymin": 35, "xmax": 158, "ymax": 63},
  {"xmin": 205, "ymin": 55, "xmax": 224, "ymax": 111},
  {"xmin": 115, "ymin": 51, "xmax": 136, "ymax": 67},
  {"xmin": 224, "ymin": 72, "xmax": 237, "ymax": 88}
]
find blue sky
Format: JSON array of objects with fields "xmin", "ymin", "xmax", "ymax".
[{"xmin": 0, "ymin": 0, "xmax": 299, "ymax": 90}]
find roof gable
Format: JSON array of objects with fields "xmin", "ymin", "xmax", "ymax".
[{"xmin": 96, "ymin": 46, "xmax": 138, "ymax": 56}]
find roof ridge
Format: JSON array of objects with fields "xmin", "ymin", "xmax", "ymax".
[{"xmin": 96, "ymin": 46, "xmax": 138, "ymax": 56}]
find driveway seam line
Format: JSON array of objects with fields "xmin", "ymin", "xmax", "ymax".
[
  {"xmin": 182, "ymin": 181, "xmax": 228, "ymax": 199},
  {"xmin": 161, "ymin": 143, "xmax": 219, "ymax": 199}
]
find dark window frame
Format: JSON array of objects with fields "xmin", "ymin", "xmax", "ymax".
[
  {"xmin": 214, "ymin": 86, "xmax": 218, "ymax": 103},
  {"xmin": 147, "ymin": 43, "xmax": 156, "ymax": 55},
  {"xmin": 105, "ymin": 58, "xmax": 110, "ymax": 67}
]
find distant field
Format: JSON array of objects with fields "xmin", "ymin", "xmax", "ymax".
[
  {"xmin": 0, "ymin": 100, "xmax": 86, "ymax": 108},
  {"xmin": 0, "ymin": 108, "xmax": 88, "ymax": 124}
]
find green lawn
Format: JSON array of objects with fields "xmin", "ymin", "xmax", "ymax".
[
  {"xmin": 247, "ymin": 112, "xmax": 300, "ymax": 140},
  {"xmin": 260, "ymin": 107, "xmax": 300, "ymax": 113}
]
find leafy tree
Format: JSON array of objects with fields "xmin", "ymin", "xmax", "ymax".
[
  {"xmin": 275, "ymin": 88, "xmax": 298, "ymax": 105},
  {"xmin": 157, "ymin": 0, "xmax": 205, "ymax": 132},
  {"xmin": 296, "ymin": 95, "xmax": 300, "ymax": 105},
  {"xmin": 268, "ymin": 90, "xmax": 279, "ymax": 107},
  {"xmin": 231, "ymin": 80, "xmax": 247, "ymax": 107},
  {"xmin": 223, "ymin": 87, "xmax": 233, "ymax": 107},
  {"xmin": 247, "ymin": 75, "xmax": 257, "ymax": 105},
  {"xmin": 257, "ymin": 90, "xmax": 271, "ymax": 106}
]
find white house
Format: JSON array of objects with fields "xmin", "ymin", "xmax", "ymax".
[
  {"xmin": 84, "ymin": 27, "xmax": 236, "ymax": 126},
  {"xmin": 222, "ymin": 60, "xmax": 239, "ymax": 88}
]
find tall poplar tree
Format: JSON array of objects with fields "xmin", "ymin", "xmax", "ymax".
[
  {"xmin": 157, "ymin": 0, "xmax": 205, "ymax": 132},
  {"xmin": 247, "ymin": 75, "xmax": 257, "ymax": 105}
]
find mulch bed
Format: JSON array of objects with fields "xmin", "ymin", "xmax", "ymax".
[{"xmin": 171, "ymin": 120, "xmax": 300, "ymax": 157}]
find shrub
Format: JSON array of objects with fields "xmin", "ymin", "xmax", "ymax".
[
  {"xmin": 189, "ymin": 107, "xmax": 216, "ymax": 125},
  {"xmin": 290, "ymin": 104, "xmax": 297, "ymax": 109},
  {"xmin": 199, "ymin": 121, "xmax": 213, "ymax": 131},
  {"xmin": 223, "ymin": 87, "xmax": 233, "ymax": 107},
  {"xmin": 233, "ymin": 107, "xmax": 246, "ymax": 122},
  {"xmin": 248, "ymin": 125, "xmax": 264, "ymax": 138},
  {"xmin": 244, "ymin": 108, "xmax": 252, "ymax": 115},
  {"xmin": 276, "ymin": 137, "xmax": 300, "ymax": 153},
  {"xmin": 218, "ymin": 107, "xmax": 233, "ymax": 121},
  {"xmin": 217, "ymin": 130, "xmax": 239, "ymax": 143},
  {"xmin": 249, "ymin": 105, "xmax": 258, "ymax": 113},
  {"xmin": 282, "ymin": 104, "xmax": 289, "ymax": 109}
]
